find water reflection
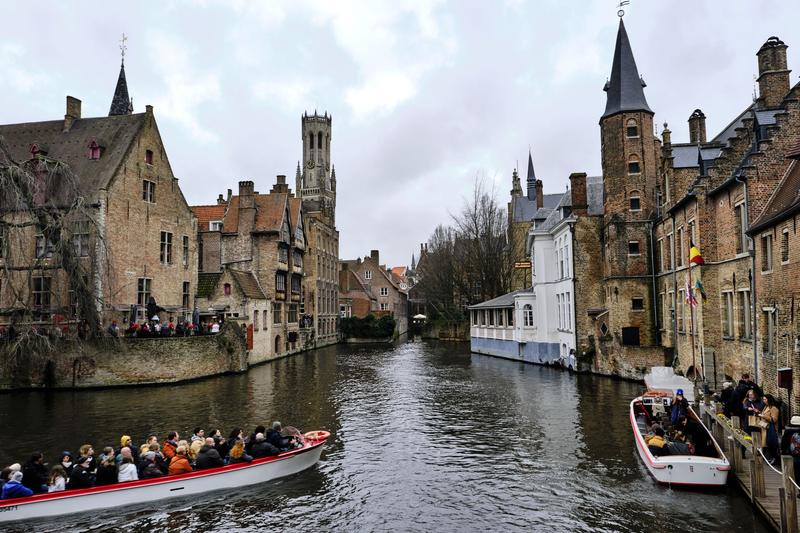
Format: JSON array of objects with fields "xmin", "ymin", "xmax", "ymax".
[{"xmin": 0, "ymin": 341, "xmax": 769, "ymax": 532}]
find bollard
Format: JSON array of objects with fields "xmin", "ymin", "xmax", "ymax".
[
  {"xmin": 751, "ymin": 431, "xmax": 765, "ymax": 498},
  {"xmin": 782, "ymin": 455, "xmax": 799, "ymax": 533}
]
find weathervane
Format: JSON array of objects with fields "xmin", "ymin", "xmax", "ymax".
[
  {"xmin": 120, "ymin": 33, "xmax": 128, "ymax": 65},
  {"xmin": 617, "ymin": 0, "xmax": 630, "ymax": 18}
]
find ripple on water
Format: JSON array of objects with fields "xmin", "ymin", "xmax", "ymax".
[{"xmin": 0, "ymin": 341, "xmax": 771, "ymax": 532}]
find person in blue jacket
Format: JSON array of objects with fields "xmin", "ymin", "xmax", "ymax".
[
  {"xmin": 671, "ymin": 389, "xmax": 689, "ymax": 425},
  {"xmin": 1, "ymin": 471, "xmax": 33, "ymax": 499}
]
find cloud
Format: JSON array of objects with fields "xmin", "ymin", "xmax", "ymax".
[
  {"xmin": 253, "ymin": 80, "xmax": 315, "ymax": 110},
  {"xmin": 0, "ymin": 44, "xmax": 48, "ymax": 93}
]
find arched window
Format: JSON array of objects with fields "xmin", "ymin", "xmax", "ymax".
[
  {"xmin": 629, "ymin": 191, "xmax": 641, "ymax": 211},
  {"xmin": 317, "ymin": 132, "xmax": 323, "ymax": 149},
  {"xmin": 263, "ymin": 309, "xmax": 268, "ymax": 330},
  {"xmin": 253, "ymin": 310, "xmax": 259, "ymax": 331},
  {"xmin": 308, "ymin": 133, "xmax": 314, "ymax": 151},
  {"xmin": 628, "ymin": 155, "xmax": 641, "ymax": 175},
  {"xmin": 523, "ymin": 304, "xmax": 534, "ymax": 327},
  {"xmin": 626, "ymin": 119, "xmax": 639, "ymax": 138}
]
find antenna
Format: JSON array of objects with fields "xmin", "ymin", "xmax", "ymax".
[{"xmin": 617, "ymin": 0, "xmax": 630, "ymax": 17}]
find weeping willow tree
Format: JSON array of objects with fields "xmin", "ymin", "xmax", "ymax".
[{"xmin": 0, "ymin": 136, "xmax": 110, "ymax": 370}]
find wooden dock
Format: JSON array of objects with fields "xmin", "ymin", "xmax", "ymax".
[{"xmin": 702, "ymin": 403, "xmax": 799, "ymax": 532}]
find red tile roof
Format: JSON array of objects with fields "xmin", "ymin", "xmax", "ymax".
[
  {"xmin": 222, "ymin": 193, "xmax": 288, "ymax": 234},
  {"xmin": 191, "ymin": 204, "xmax": 226, "ymax": 232}
]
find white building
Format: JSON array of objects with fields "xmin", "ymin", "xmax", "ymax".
[{"xmin": 469, "ymin": 176, "xmax": 603, "ymax": 369}]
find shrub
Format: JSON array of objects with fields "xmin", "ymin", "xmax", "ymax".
[{"xmin": 340, "ymin": 314, "xmax": 396, "ymax": 339}]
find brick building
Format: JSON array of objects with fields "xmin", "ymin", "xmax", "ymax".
[
  {"xmin": 339, "ymin": 250, "xmax": 408, "ymax": 334},
  {"xmin": 0, "ymin": 61, "xmax": 197, "ymax": 328},
  {"xmin": 295, "ymin": 112, "xmax": 340, "ymax": 346}
]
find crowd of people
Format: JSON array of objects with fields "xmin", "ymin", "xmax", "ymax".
[
  {"xmin": 0, "ymin": 422, "xmax": 301, "ymax": 500},
  {"xmin": 643, "ymin": 388, "xmax": 716, "ymax": 458},
  {"xmin": 718, "ymin": 373, "xmax": 783, "ymax": 463},
  {"xmin": 115, "ymin": 317, "xmax": 222, "ymax": 338}
]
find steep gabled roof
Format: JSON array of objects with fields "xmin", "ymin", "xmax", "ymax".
[
  {"xmin": 197, "ymin": 272, "xmax": 223, "ymax": 298},
  {"xmin": 0, "ymin": 113, "xmax": 146, "ymax": 198},
  {"xmin": 602, "ymin": 19, "xmax": 652, "ymax": 119},
  {"xmin": 221, "ymin": 193, "xmax": 288, "ymax": 234},
  {"xmin": 191, "ymin": 204, "xmax": 226, "ymax": 232},
  {"xmin": 749, "ymin": 159, "xmax": 800, "ymax": 234},
  {"xmin": 229, "ymin": 269, "xmax": 267, "ymax": 300}
]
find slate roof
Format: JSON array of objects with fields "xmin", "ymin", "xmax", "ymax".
[
  {"xmin": 0, "ymin": 113, "xmax": 146, "ymax": 198},
  {"xmin": 587, "ymin": 175, "xmax": 604, "ymax": 216},
  {"xmin": 191, "ymin": 204, "xmax": 226, "ymax": 232},
  {"xmin": 197, "ymin": 272, "xmax": 222, "ymax": 298},
  {"xmin": 469, "ymin": 289, "xmax": 531, "ymax": 309},
  {"xmin": 710, "ymin": 106, "xmax": 752, "ymax": 146},
  {"xmin": 222, "ymin": 193, "xmax": 288, "ymax": 234},
  {"xmin": 109, "ymin": 63, "xmax": 133, "ymax": 116},
  {"xmin": 602, "ymin": 19, "xmax": 652, "ymax": 119},
  {"xmin": 229, "ymin": 270, "xmax": 267, "ymax": 300},
  {"xmin": 511, "ymin": 193, "xmax": 562, "ymax": 222}
]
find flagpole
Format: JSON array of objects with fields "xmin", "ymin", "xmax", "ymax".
[{"xmin": 689, "ymin": 254, "xmax": 697, "ymax": 385}]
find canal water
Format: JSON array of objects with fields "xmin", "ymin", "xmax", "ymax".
[{"xmin": 0, "ymin": 341, "xmax": 770, "ymax": 532}]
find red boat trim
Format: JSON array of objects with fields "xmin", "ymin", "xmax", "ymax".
[{"xmin": 0, "ymin": 438, "xmax": 326, "ymax": 508}]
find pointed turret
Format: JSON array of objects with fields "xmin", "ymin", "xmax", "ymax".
[
  {"xmin": 109, "ymin": 62, "xmax": 133, "ymax": 116},
  {"xmin": 525, "ymin": 150, "xmax": 536, "ymax": 200},
  {"xmin": 295, "ymin": 161, "xmax": 302, "ymax": 195},
  {"xmin": 411, "ymin": 253, "xmax": 416, "ymax": 270},
  {"xmin": 330, "ymin": 164, "xmax": 336, "ymax": 192},
  {"xmin": 601, "ymin": 19, "xmax": 652, "ymax": 120},
  {"xmin": 510, "ymin": 167, "xmax": 522, "ymax": 198}
]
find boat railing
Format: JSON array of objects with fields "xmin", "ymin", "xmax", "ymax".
[{"xmin": 702, "ymin": 401, "xmax": 800, "ymax": 532}]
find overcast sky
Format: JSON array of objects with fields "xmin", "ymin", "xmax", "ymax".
[{"xmin": 2, "ymin": 1, "xmax": 799, "ymax": 267}]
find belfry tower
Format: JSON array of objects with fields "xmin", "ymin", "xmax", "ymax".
[{"xmin": 299, "ymin": 112, "xmax": 336, "ymax": 223}]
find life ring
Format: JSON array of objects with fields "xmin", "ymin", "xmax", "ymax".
[{"xmin": 304, "ymin": 430, "xmax": 330, "ymax": 441}]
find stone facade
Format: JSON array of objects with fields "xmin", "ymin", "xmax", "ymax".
[{"xmin": 297, "ymin": 112, "xmax": 340, "ymax": 346}]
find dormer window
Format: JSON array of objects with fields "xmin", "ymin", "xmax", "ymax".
[
  {"xmin": 209, "ymin": 220, "xmax": 222, "ymax": 231},
  {"xmin": 626, "ymin": 119, "xmax": 639, "ymax": 138},
  {"xmin": 88, "ymin": 139, "xmax": 101, "ymax": 160},
  {"xmin": 145, "ymin": 149, "xmax": 154, "ymax": 165},
  {"xmin": 628, "ymin": 155, "xmax": 641, "ymax": 175}
]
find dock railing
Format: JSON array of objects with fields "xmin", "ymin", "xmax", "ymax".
[{"xmin": 702, "ymin": 400, "xmax": 799, "ymax": 532}]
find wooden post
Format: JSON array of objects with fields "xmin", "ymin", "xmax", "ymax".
[
  {"xmin": 780, "ymin": 487, "xmax": 788, "ymax": 533},
  {"xmin": 732, "ymin": 417, "xmax": 743, "ymax": 473},
  {"xmin": 782, "ymin": 455, "xmax": 799, "ymax": 533},
  {"xmin": 752, "ymin": 431, "xmax": 765, "ymax": 498},
  {"xmin": 749, "ymin": 459, "xmax": 759, "ymax": 501}
]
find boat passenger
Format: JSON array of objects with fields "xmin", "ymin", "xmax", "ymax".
[
  {"xmin": 228, "ymin": 439, "xmax": 253, "ymax": 464},
  {"xmin": 246, "ymin": 426, "xmax": 266, "ymax": 455},
  {"xmin": 190, "ymin": 436, "xmax": 204, "ymax": 459},
  {"xmin": 759, "ymin": 394, "xmax": 781, "ymax": 464},
  {"xmin": 0, "ymin": 467, "xmax": 12, "ymax": 494},
  {"xmin": 1, "ymin": 471, "xmax": 33, "ymax": 500},
  {"xmin": 177, "ymin": 439, "xmax": 194, "ymax": 462},
  {"xmin": 147, "ymin": 443, "xmax": 169, "ymax": 474},
  {"xmin": 267, "ymin": 422, "xmax": 292, "ymax": 452},
  {"xmin": 163, "ymin": 432, "xmax": 180, "ymax": 462},
  {"xmin": 670, "ymin": 389, "xmax": 689, "ymax": 425},
  {"xmin": 57, "ymin": 451, "xmax": 75, "ymax": 477},
  {"xmin": 21, "ymin": 452, "xmax": 48, "ymax": 494},
  {"xmin": 118, "ymin": 457, "xmax": 139, "ymax": 483},
  {"xmin": 47, "ymin": 465, "xmax": 67, "ymax": 492},
  {"xmin": 645, "ymin": 428, "xmax": 669, "ymax": 456},
  {"xmin": 116, "ymin": 446, "xmax": 133, "ymax": 466},
  {"xmin": 227, "ymin": 429, "xmax": 244, "ymax": 452},
  {"xmin": 250, "ymin": 433, "xmax": 280, "ymax": 458},
  {"xmin": 95, "ymin": 454, "xmax": 118, "ymax": 486},
  {"xmin": 140, "ymin": 452, "xmax": 165, "ymax": 479},
  {"xmin": 99, "ymin": 446, "xmax": 115, "ymax": 464},
  {"xmin": 118, "ymin": 435, "xmax": 140, "ymax": 465},
  {"xmin": 66, "ymin": 456, "xmax": 95, "ymax": 490},
  {"xmin": 196, "ymin": 438, "xmax": 225, "ymax": 470},
  {"xmin": 139, "ymin": 435, "xmax": 158, "ymax": 456},
  {"xmin": 168, "ymin": 446, "xmax": 194, "ymax": 475},
  {"xmin": 79, "ymin": 444, "xmax": 96, "ymax": 472},
  {"xmin": 666, "ymin": 432, "xmax": 692, "ymax": 455},
  {"xmin": 191, "ymin": 428, "xmax": 205, "ymax": 443}
]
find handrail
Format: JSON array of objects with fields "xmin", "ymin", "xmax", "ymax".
[{"xmin": 756, "ymin": 447, "xmax": 800, "ymax": 491}]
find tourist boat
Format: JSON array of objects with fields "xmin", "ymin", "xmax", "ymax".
[
  {"xmin": 0, "ymin": 431, "xmax": 330, "ymax": 524},
  {"xmin": 630, "ymin": 372, "xmax": 730, "ymax": 487}
]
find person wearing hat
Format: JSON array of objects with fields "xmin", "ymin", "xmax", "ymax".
[
  {"xmin": 66, "ymin": 456, "xmax": 95, "ymax": 490},
  {"xmin": 670, "ymin": 389, "xmax": 689, "ymax": 425},
  {"xmin": 1, "ymin": 470, "xmax": 33, "ymax": 499},
  {"xmin": 21, "ymin": 452, "xmax": 48, "ymax": 494}
]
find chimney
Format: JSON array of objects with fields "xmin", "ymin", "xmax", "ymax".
[
  {"xmin": 63, "ymin": 96, "xmax": 81, "ymax": 132},
  {"xmin": 270, "ymin": 174, "xmax": 289, "ymax": 194},
  {"xmin": 756, "ymin": 37, "xmax": 790, "ymax": 109},
  {"xmin": 688, "ymin": 109, "xmax": 707, "ymax": 143},
  {"xmin": 217, "ymin": 193, "xmax": 225, "ymax": 205},
  {"xmin": 661, "ymin": 122, "xmax": 672, "ymax": 147},
  {"xmin": 370, "ymin": 250, "xmax": 380, "ymax": 264},
  {"xmin": 238, "ymin": 180, "xmax": 255, "ymax": 207},
  {"xmin": 227, "ymin": 188, "xmax": 232, "ymax": 203},
  {"xmin": 569, "ymin": 173, "xmax": 588, "ymax": 216},
  {"xmin": 535, "ymin": 179, "xmax": 544, "ymax": 209}
]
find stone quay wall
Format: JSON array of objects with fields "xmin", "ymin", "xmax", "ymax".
[{"xmin": 0, "ymin": 323, "xmax": 248, "ymax": 391}]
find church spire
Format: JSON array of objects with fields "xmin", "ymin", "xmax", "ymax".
[
  {"xmin": 295, "ymin": 161, "xmax": 302, "ymax": 195},
  {"xmin": 109, "ymin": 34, "xmax": 133, "ymax": 116},
  {"xmin": 601, "ymin": 19, "xmax": 652, "ymax": 119},
  {"xmin": 526, "ymin": 150, "xmax": 536, "ymax": 200},
  {"xmin": 510, "ymin": 167, "xmax": 522, "ymax": 198}
]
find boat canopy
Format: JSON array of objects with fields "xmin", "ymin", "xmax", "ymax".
[{"xmin": 644, "ymin": 367, "xmax": 695, "ymax": 402}]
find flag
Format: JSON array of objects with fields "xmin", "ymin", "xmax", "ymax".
[
  {"xmin": 685, "ymin": 277, "xmax": 698, "ymax": 308},
  {"xmin": 689, "ymin": 241, "xmax": 704, "ymax": 266},
  {"xmin": 694, "ymin": 279, "xmax": 707, "ymax": 303}
]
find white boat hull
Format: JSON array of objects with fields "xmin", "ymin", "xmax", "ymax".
[
  {"xmin": 0, "ymin": 440, "xmax": 325, "ymax": 524},
  {"xmin": 630, "ymin": 399, "xmax": 730, "ymax": 487}
]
